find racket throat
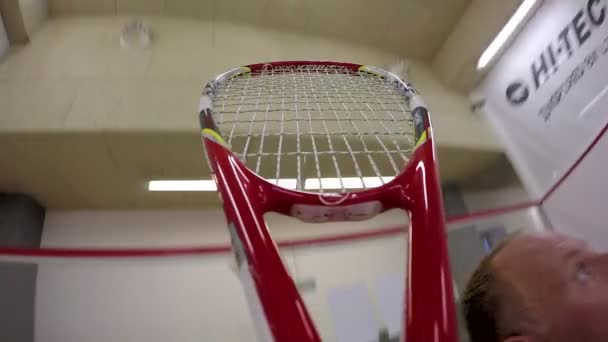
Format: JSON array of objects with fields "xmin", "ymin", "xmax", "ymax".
[{"xmin": 290, "ymin": 200, "xmax": 383, "ymax": 223}]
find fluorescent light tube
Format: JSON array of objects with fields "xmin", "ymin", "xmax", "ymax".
[
  {"xmin": 148, "ymin": 180, "xmax": 217, "ymax": 191},
  {"xmin": 477, "ymin": 0, "xmax": 538, "ymax": 69},
  {"xmin": 148, "ymin": 179, "xmax": 298, "ymax": 191},
  {"xmin": 304, "ymin": 177, "xmax": 395, "ymax": 190}
]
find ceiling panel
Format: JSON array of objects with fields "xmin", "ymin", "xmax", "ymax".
[
  {"xmin": 433, "ymin": 0, "xmax": 523, "ymax": 92},
  {"xmin": 164, "ymin": 0, "xmax": 214, "ymax": 19},
  {"xmin": 304, "ymin": 0, "xmax": 393, "ymax": 49},
  {"xmin": 213, "ymin": 0, "xmax": 268, "ymax": 27},
  {"xmin": 387, "ymin": 1, "xmax": 446, "ymax": 57},
  {"xmin": 50, "ymin": 0, "xmax": 116, "ymax": 16},
  {"xmin": 47, "ymin": 0, "xmax": 474, "ymax": 60},
  {"xmin": 116, "ymin": 0, "xmax": 164, "ymax": 15},
  {"xmin": 257, "ymin": 0, "xmax": 311, "ymax": 34}
]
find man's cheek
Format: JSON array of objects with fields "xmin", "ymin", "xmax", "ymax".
[
  {"xmin": 586, "ymin": 298, "xmax": 608, "ymax": 338},
  {"xmin": 569, "ymin": 293, "xmax": 608, "ymax": 328}
]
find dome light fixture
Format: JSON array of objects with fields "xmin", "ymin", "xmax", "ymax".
[{"xmin": 120, "ymin": 19, "xmax": 151, "ymax": 49}]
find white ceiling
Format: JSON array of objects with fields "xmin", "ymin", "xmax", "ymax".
[
  {"xmin": 433, "ymin": 0, "xmax": 524, "ymax": 92},
  {"xmin": 46, "ymin": 0, "xmax": 527, "ymax": 91},
  {"xmin": 48, "ymin": 0, "xmax": 472, "ymax": 60},
  {"xmin": 0, "ymin": 0, "xmax": 527, "ymax": 208}
]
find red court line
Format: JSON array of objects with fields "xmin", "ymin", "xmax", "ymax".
[
  {"xmin": 0, "ymin": 245, "xmax": 231, "ymax": 258},
  {"xmin": 541, "ymin": 119, "xmax": 608, "ymax": 204},
  {"xmin": 278, "ymin": 226, "xmax": 405, "ymax": 248},
  {"xmin": 445, "ymin": 201, "xmax": 539, "ymax": 225},
  {"xmin": 0, "ymin": 202, "xmax": 539, "ymax": 258},
  {"xmin": 0, "ymin": 227, "xmax": 406, "ymax": 258}
]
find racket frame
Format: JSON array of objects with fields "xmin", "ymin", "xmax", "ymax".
[{"xmin": 199, "ymin": 61, "xmax": 457, "ymax": 342}]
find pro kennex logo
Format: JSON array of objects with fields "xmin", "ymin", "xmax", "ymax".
[
  {"xmin": 262, "ymin": 64, "xmax": 350, "ymax": 73},
  {"xmin": 505, "ymin": 0, "xmax": 606, "ymax": 119}
]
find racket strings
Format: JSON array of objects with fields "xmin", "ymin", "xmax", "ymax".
[
  {"xmin": 321, "ymin": 68, "xmax": 384, "ymax": 188},
  {"xmin": 212, "ymin": 66, "xmax": 415, "ymax": 193}
]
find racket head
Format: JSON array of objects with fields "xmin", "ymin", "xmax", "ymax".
[{"xmin": 199, "ymin": 61, "xmax": 433, "ymax": 216}]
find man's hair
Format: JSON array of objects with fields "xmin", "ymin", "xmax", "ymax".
[{"xmin": 462, "ymin": 235, "xmax": 532, "ymax": 342}]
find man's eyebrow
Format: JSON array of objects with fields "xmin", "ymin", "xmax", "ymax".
[
  {"xmin": 563, "ymin": 249, "xmax": 581, "ymax": 262},
  {"xmin": 561, "ymin": 243, "xmax": 591, "ymax": 262}
]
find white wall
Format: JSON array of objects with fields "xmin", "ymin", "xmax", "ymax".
[
  {"xmin": 35, "ymin": 253, "xmax": 258, "ymax": 342},
  {"xmin": 0, "ymin": 10, "xmax": 8, "ymax": 58},
  {"xmin": 33, "ymin": 237, "xmax": 406, "ymax": 342},
  {"xmin": 448, "ymin": 206, "xmax": 548, "ymax": 234},
  {"xmin": 462, "ymin": 184, "xmax": 532, "ymax": 213},
  {"xmin": 292, "ymin": 238, "xmax": 406, "ymax": 341},
  {"xmin": 42, "ymin": 209, "xmax": 409, "ymax": 247},
  {"xmin": 37, "ymin": 209, "xmax": 408, "ymax": 342},
  {"xmin": 458, "ymin": 185, "xmax": 545, "ymax": 240},
  {"xmin": 543, "ymin": 127, "xmax": 608, "ymax": 251}
]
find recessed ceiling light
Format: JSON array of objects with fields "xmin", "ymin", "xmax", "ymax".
[
  {"xmin": 148, "ymin": 179, "xmax": 298, "ymax": 192},
  {"xmin": 148, "ymin": 180, "xmax": 217, "ymax": 192},
  {"xmin": 304, "ymin": 177, "xmax": 394, "ymax": 190},
  {"xmin": 120, "ymin": 19, "xmax": 151, "ymax": 49},
  {"xmin": 477, "ymin": 0, "xmax": 539, "ymax": 70},
  {"xmin": 149, "ymin": 177, "xmax": 395, "ymax": 192}
]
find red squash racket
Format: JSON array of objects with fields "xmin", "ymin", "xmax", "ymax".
[{"xmin": 198, "ymin": 61, "xmax": 457, "ymax": 342}]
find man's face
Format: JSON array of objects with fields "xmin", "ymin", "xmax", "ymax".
[{"xmin": 493, "ymin": 233, "xmax": 608, "ymax": 342}]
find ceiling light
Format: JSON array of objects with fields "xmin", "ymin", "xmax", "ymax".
[
  {"xmin": 477, "ymin": 0, "xmax": 539, "ymax": 70},
  {"xmin": 148, "ymin": 180, "xmax": 217, "ymax": 192},
  {"xmin": 148, "ymin": 179, "xmax": 298, "ymax": 192},
  {"xmin": 271, "ymin": 178, "xmax": 298, "ymax": 189},
  {"xmin": 304, "ymin": 177, "xmax": 394, "ymax": 190},
  {"xmin": 120, "ymin": 19, "xmax": 151, "ymax": 49},
  {"xmin": 149, "ymin": 177, "xmax": 395, "ymax": 192}
]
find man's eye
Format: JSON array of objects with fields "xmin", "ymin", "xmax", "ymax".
[{"xmin": 576, "ymin": 262, "xmax": 593, "ymax": 282}]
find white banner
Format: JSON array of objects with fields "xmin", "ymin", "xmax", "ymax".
[{"xmin": 476, "ymin": 0, "xmax": 608, "ymax": 198}]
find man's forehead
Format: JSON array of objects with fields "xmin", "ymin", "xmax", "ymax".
[
  {"xmin": 490, "ymin": 233, "xmax": 596, "ymax": 322},
  {"xmin": 525, "ymin": 233, "xmax": 589, "ymax": 251},
  {"xmin": 493, "ymin": 233, "xmax": 588, "ymax": 269}
]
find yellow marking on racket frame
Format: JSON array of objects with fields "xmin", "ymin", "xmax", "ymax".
[
  {"xmin": 230, "ymin": 67, "xmax": 252, "ymax": 79},
  {"xmin": 358, "ymin": 65, "xmax": 383, "ymax": 78},
  {"xmin": 202, "ymin": 128, "xmax": 227, "ymax": 145},
  {"xmin": 414, "ymin": 131, "xmax": 428, "ymax": 149}
]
